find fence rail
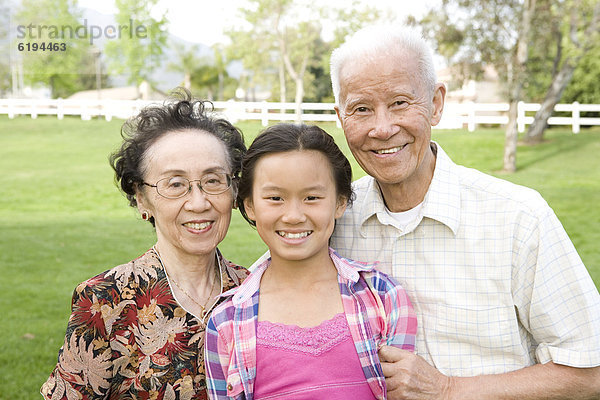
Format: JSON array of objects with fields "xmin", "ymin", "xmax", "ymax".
[{"xmin": 0, "ymin": 98, "xmax": 599, "ymax": 133}]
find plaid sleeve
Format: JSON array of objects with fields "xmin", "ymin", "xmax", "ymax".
[
  {"xmin": 371, "ymin": 272, "xmax": 417, "ymax": 351},
  {"xmin": 204, "ymin": 313, "xmax": 231, "ymax": 399}
]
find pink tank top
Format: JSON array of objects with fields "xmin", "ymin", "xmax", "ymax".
[{"xmin": 254, "ymin": 313, "xmax": 377, "ymax": 399}]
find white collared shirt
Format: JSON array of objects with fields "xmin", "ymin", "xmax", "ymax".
[{"xmin": 330, "ymin": 143, "xmax": 600, "ymax": 376}]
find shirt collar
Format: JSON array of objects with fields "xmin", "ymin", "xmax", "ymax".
[
  {"xmin": 356, "ymin": 142, "xmax": 461, "ymax": 235},
  {"xmin": 330, "ymin": 248, "xmax": 378, "ymax": 282},
  {"xmin": 223, "ymin": 248, "xmax": 378, "ymax": 305},
  {"xmin": 356, "ymin": 177, "xmax": 387, "ymax": 234},
  {"xmin": 422, "ymin": 143, "xmax": 461, "ymax": 234}
]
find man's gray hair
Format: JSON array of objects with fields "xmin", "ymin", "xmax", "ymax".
[{"xmin": 330, "ymin": 25, "xmax": 437, "ymax": 105}]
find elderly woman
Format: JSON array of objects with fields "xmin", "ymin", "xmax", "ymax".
[{"xmin": 41, "ymin": 91, "xmax": 249, "ymax": 400}]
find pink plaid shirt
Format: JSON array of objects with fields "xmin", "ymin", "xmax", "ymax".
[{"xmin": 204, "ymin": 248, "xmax": 417, "ymax": 400}]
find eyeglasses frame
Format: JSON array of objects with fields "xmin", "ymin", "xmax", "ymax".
[{"xmin": 141, "ymin": 173, "xmax": 235, "ymax": 199}]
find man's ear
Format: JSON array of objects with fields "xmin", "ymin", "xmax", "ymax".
[
  {"xmin": 430, "ymin": 83, "xmax": 446, "ymax": 126},
  {"xmin": 334, "ymin": 106, "xmax": 344, "ymax": 129}
]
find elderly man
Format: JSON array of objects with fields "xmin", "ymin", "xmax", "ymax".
[{"xmin": 329, "ymin": 26, "xmax": 600, "ymax": 399}]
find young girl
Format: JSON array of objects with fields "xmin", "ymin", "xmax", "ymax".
[{"xmin": 204, "ymin": 124, "xmax": 416, "ymax": 400}]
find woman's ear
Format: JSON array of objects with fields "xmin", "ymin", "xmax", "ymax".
[
  {"xmin": 135, "ymin": 184, "xmax": 149, "ymax": 214},
  {"xmin": 243, "ymin": 197, "xmax": 256, "ymax": 221},
  {"xmin": 335, "ymin": 196, "xmax": 348, "ymax": 219}
]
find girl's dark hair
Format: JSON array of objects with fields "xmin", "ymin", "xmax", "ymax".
[
  {"xmin": 237, "ymin": 123, "xmax": 353, "ymax": 226},
  {"xmin": 109, "ymin": 88, "xmax": 246, "ymax": 226}
]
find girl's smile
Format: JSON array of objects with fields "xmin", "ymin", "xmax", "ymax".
[{"xmin": 244, "ymin": 150, "xmax": 346, "ymax": 268}]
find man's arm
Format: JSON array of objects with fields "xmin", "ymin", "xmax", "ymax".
[{"xmin": 379, "ymin": 346, "xmax": 600, "ymax": 400}]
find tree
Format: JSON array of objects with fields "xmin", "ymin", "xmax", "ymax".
[
  {"xmin": 524, "ymin": 0, "xmax": 600, "ymax": 143},
  {"xmin": 421, "ymin": 0, "xmax": 600, "ymax": 169},
  {"xmin": 104, "ymin": 0, "xmax": 168, "ymax": 95},
  {"xmin": 313, "ymin": 2, "xmax": 381, "ymax": 103},
  {"xmin": 168, "ymin": 42, "xmax": 203, "ymax": 90},
  {"xmin": 225, "ymin": 0, "xmax": 285, "ymax": 103},
  {"xmin": 226, "ymin": 0, "xmax": 316, "ymax": 118},
  {"xmin": 13, "ymin": 0, "xmax": 97, "ymax": 98},
  {"xmin": 328, "ymin": 1, "xmax": 382, "ymax": 49},
  {"xmin": 420, "ymin": 0, "xmax": 537, "ymax": 172},
  {"xmin": 0, "ymin": 0, "xmax": 11, "ymax": 95},
  {"xmin": 225, "ymin": 0, "xmax": 381, "ymax": 118},
  {"xmin": 278, "ymin": 20, "xmax": 321, "ymax": 119},
  {"xmin": 503, "ymin": 0, "xmax": 536, "ymax": 172},
  {"xmin": 561, "ymin": 43, "xmax": 600, "ymax": 104},
  {"xmin": 302, "ymin": 36, "xmax": 333, "ymax": 103},
  {"xmin": 226, "ymin": 0, "xmax": 327, "ymax": 119},
  {"xmin": 213, "ymin": 44, "xmax": 228, "ymax": 101}
]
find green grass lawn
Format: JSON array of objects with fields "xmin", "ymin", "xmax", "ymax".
[{"xmin": 1, "ymin": 116, "xmax": 598, "ymax": 399}]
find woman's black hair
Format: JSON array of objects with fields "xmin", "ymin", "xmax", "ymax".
[
  {"xmin": 109, "ymin": 88, "xmax": 246, "ymax": 226},
  {"xmin": 237, "ymin": 123, "xmax": 353, "ymax": 226}
]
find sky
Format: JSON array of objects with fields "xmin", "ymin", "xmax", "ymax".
[{"xmin": 77, "ymin": 0, "xmax": 439, "ymax": 46}]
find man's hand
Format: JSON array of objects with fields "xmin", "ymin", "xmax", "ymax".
[{"xmin": 378, "ymin": 345, "xmax": 454, "ymax": 400}]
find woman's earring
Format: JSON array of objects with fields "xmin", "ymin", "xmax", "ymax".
[{"xmin": 141, "ymin": 211, "xmax": 150, "ymax": 221}]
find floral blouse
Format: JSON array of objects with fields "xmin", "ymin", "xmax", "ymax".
[{"xmin": 42, "ymin": 248, "xmax": 249, "ymax": 400}]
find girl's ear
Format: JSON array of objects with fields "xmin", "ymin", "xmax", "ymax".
[
  {"xmin": 231, "ymin": 179, "xmax": 239, "ymax": 209},
  {"xmin": 335, "ymin": 196, "xmax": 348, "ymax": 219},
  {"xmin": 243, "ymin": 197, "xmax": 256, "ymax": 221}
]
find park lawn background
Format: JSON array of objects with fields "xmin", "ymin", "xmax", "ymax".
[{"xmin": 0, "ymin": 115, "xmax": 598, "ymax": 399}]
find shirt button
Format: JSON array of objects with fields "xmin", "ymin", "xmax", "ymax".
[{"xmin": 227, "ymin": 383, "xmax": 233, "ymax": 391}]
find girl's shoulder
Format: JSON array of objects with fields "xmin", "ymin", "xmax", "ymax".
[
  {"xmin": 210, "ymin": 295, "xmax": 236, "ymax": 323},
  {"xmin": 208, "ymin": 288, "xmax": 258, "ymax": 333}
]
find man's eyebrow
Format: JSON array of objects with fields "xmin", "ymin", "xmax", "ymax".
[{"xmin": 344, "ymin": 97, "xmax": 365, "ymax": 109}]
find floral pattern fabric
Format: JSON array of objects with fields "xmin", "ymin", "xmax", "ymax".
[{"xmin": 42, "ymin": 248, "xmax": 249, "ymax": 400}]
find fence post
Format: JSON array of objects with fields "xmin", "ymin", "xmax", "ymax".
[
  {"xmin": 8, "ymin": 100, "xmax": 15, "ymax": 119},
  {"xmin": 103, "ymin": 99, "xmax": 112, "ymax": 121},
  {"xmin": 57, "ymin": 98, "xmax": 64, "ymax": 120},
  {"xmin": 135, "ymin": 99, "xmax": 144, "ymax": 116},
  {"xmin": 572, "ymin": 101, "xmax": 580, "ymax": 134},
  {"xmin": 261, "ymin": 101, "xmax": 268, "ymax": 127},
  {"xmin": 468, "ymin": 101, "xmax": 476, "ymax": 132},
  {"xmin": 81, "ymin": 101, "xmax": 90, "ymax": 120},
  {"xmin": 31, "ymin": 100, "xmax": 37, "ymax": 119},
  {"xmin": 517, "ymin": 101, "xmax": 525, "ymax": 133}
]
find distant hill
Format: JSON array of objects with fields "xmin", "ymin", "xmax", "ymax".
[
  {"xmin": 80, "ymin": 7, "xmax": 214, "ymax": 92},
  {"xmin": 6, "ymin": 1, "xmax": 242, "ymax": 98}
]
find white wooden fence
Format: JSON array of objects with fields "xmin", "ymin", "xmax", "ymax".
[
  {"xmin": 440, "ymin": 101, "xmax": 600, "ymax": 134},
  {"xmin": 0, "ymin": 98, "xmax": 599, "ymax": 133}
]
